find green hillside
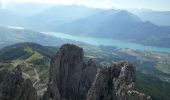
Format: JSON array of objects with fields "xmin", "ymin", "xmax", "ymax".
[{"xmin": 0, "ymin": 42, "xmax": 58, "ymax": 96}]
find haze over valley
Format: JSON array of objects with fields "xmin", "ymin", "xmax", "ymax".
[{"xmin": 0, "ymin": 0, "xmax": 170, "ymax": 100}]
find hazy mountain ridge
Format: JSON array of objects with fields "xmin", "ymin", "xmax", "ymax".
[
  {"xmin": 129, "ymin": 9, "xmax": 170, "ymax": 26},
  {"xmin": 0, "ymin": 26, "xmax": 77, "ymax": 48},
  {"xmin": 57, "ymin": 9, "xmax": 170, "ymax": 48},
  {"xmin": 1, "ymin": 3, "xmax": 170, "ymax": 48},
  {"xmin": 0, "ymin": 3, "xmax": 101, "ymax": 31}
]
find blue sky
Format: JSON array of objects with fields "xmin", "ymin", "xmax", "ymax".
[{"xmin": 1, "ymin": 0, "xmax": 170, "ymax": 11}]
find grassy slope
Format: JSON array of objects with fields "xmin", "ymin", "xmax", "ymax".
[{"xmin": 0, "ymin": 42, "xmax": 57, "ymax": 96}]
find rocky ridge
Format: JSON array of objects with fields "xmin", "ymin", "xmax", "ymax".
[
  {"xmin": 0, "ymin": 66, "xmax": 37, "ymax": 100},
  {"xmin": 42, "ymin": 44, "xmax": 151, "ymax": 100},
  {"xmin": 0, "ymin": 44, "xmax": 151, "ymax": 100},
  {"xmin": 87, "ymin": 62, "xmax": 151, "ymax": 100}
]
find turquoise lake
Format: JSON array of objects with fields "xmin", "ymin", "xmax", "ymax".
[{"xmin": 43, "ymin": 32, "xmax": 170, "ymax": 53}]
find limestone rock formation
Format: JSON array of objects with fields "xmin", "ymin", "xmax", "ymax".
[
  {"xmin": 86, "ymin": 62, "xmax": 152, "ymax": 100},
  {"xmin": 0, "ymin": 44, "xmax": 152, "ymax": 100},
  {"xmin": 0, "ymin": 66, "xmax": 37, "ymax": 100},
  {"xmin": 42, "ymin": 44, "xmax": 97, "ymax": 100},
  {"xmin": 42, "ymin": 44, "xmax": 151, "ymax": 100}
]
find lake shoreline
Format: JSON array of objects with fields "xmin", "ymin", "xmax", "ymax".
[{"xmin": 42, "ymin": 31, "xmax": 170, "ymax": 53}]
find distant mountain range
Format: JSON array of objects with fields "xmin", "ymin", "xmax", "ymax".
[
  {"xmin": 57, "ymin": 10, "xmax": 170, "ymax": 48},
  {"xmin": 1, "ymin": 3, "xmax": 170, "ymax": 48},
  {"xmin": 129, "ymin": 9, "xmax": 170, "ymax": 26},
  {"xmin": 0, "ymin": 3, "xmax": 100, "ymax": 31}
]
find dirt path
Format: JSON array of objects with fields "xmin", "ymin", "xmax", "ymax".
[
  {"xmin": 33, "ymin": 68, "xmax": 40, "ymax": 87},
  {"xmin": 23, "ymin": 61, "xmax": 40, "ymax": 87}
]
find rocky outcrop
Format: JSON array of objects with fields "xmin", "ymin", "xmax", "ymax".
[
  {"xmin": 0, "ymin": 66, "xmax": 37, "ymax": 100},
  {"xmin": 0, "ymin": 44, "xmax": 152, "ymax": 100},
  {"xmin": 42, "ymin": 44, "xmax": 97, "ymax": 100},
  {"xmin": 86, "ymin": 62, "xmax": 152, "ymax": 100},
  {"xmin": 41, "ymin": 44, "xmax": 151, "ymax": 100}
]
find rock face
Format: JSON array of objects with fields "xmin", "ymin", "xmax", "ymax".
[
  {"xmin": 86, "ymin": 62, "xmax": 152, "ymax": 100},
  {"xmin": 0, "ymin": 66, "xmax": 37, "ymax": 100},
  {"xmin": 0, "ymin": 69, "xmax": 8, "ymax": 84},
  {"xmin": 42, "ymin": 44, "xmax": 97, "ymax": 100},
  {"xmin": 0, "ymin": 44, "xmax": 152, "ymax": 100},
  {"xmin": 43, "ymin": 44, "xmax": 151, "ymax": 100}
]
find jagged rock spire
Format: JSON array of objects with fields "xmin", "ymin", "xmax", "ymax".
[
  {"xmin": 41, "ymin": 44, "xmax": 152, "ymax": 100},
  {"xmin": 42, "ymin": 44, "xmax": 97, "ymax": 100},
  {"xmin": 86, "ymin": 62, "xmax": 151, "ymax": 100},
  {"xmin": 0, "ymin": 65, "xmax": 37, "ymax": 100}
]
